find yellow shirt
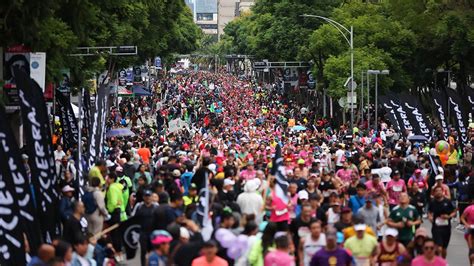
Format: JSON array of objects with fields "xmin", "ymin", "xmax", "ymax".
[
  {"xmin": 447, "ymin": 150, "xmax": 458, "ymax": 165},
  {"xmin": 88, "ymin": 166, "xmax": 105, "ymax": 186},
  {"xmin": 344, "ymin": 233, "xmax": 377, "ymax": 258}
]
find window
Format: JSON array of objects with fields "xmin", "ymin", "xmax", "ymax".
[{"xmin": 197, "ymin": 13, "xmax": 214, "ymax": 21}]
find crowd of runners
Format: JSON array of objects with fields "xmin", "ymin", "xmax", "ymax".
[{"xmin": 34, "ymin": 71, "xmax": 474, "ymax": 266}]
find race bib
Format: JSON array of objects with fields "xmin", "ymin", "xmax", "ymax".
[
  {"xmin": 435, "ymin": 217, "xmax": 449, "ymax": 226},
  {"xmin": 275, "ymin": 208, "xmax": 288, "ymax": 216},
  {"xmin": 393, "ymin": 185, "xmax": 402, "ymax": 192}
]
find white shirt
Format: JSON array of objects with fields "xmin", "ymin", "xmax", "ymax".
[{"xmin": 335, "ymin": 149, "xmax": 345, "ymax": 167}]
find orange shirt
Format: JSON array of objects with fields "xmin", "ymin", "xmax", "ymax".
[
  {"xmin": 137, "ymin": 147, "xmax": 151, "ymax": 164},
  {"xmin": 192, "ymin": 256, "xmax": 228, "ymax": 266}
]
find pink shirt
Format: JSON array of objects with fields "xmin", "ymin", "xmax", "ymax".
[
  {"xmin": 192, "ymin": 256, "xmax": 229, "ymax": 266},
  {"xmin": 240, "ymin": 169, "xmax": 257, "ymax": 180},
  {"xmin": 270, "ymin": 191, "xmax": 290, "ymax": 223},
  {"xmin": 386, "ymin": 179, "xmax": 406, "ymax": 205},
  {"xmin": 411, "ymin": 256, "xmax": 447, "ymax": 266},
  {"xmin": 336, "ymin": 169, "xmax": 353, "ymax": 183},
  {"xmin": 463, "ymin": 205, "xmax": 474, "ymax": 225},
  {"xmin": 264, "ymin": 250, "xmax": 295, "ymax": 266}
]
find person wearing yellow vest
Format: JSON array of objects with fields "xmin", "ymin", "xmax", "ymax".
[
  {"xmin": 88, "ymin": 160, "xmax": 108, "ymax": 187},
  {"xmin": 183, "ymin": 183, "xmax": 199, "ymax": 207}
]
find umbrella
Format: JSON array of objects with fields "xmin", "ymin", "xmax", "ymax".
[
  {"xmin": 408, "ymin": 135, "xmax": 428, "ymax": 142},
  {"xmin": 106, "ymin": 128, "xmax": 135, "ymax": 138},
  {"xmin": 291, "ymin": 125, "xmax": 307, "ymax": 131},
  {"xmin": 118, "ymin": 86, "xmax": 133, "ymax": 97}
]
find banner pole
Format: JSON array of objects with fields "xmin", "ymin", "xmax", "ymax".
[{"xmin": 78, "ymin": 87, "xmax": 83, "ymax": 179}]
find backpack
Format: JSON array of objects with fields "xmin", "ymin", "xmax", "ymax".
[{"xmin": 82, "ymin": 191, "xmax": 98, "ymax": 214}]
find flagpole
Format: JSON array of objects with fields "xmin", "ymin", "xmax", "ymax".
[{"xmin": 78, "ymin": 87, "xmax": 83, "ymax": 179}]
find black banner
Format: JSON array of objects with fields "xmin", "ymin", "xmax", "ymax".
[
  {"xmin": 431, "ymin": 90, "xmax": 449, "ymax": 139},
  {"xmin": 386, "ymin": 95, "xmax": 413, "ymax": 134},
  {"xmin": 15, "ymin": 67, "xmax": 60, "ymax": 243},
  {"xmin": 399, "ymin": 94, "xmax": 431, "ymax": 140},
  {"xmin": 56, "ymin": 89, "xmax": 79, "ymax": 150},
  {"xmin": 446, "ymin": 88, "xmax": 469, "ymax": 144},
  {"xmin": 465, "ymin": 88, "xmax": 474, "ymax": 123},
  {"xmin": 0, "ymin": 109, "xmax": 27, "ymax": 265},
  {"xmin": 379, "ymin": 95, "xmax": 401, "ymax": 131},
  {"xmin": 0, "ymin": 107, "xmax": 42, "ymax": 257},
  {"xmin": 119, "ymin": 216, "xmax": 141, "ymax": 259},
  {"xmin": 87, "ymin": 84, "xmax": 109, "ymax": 169},
  {"xmin": 82, "ymin": 88, "xmax": 92, "ymax": 137}
]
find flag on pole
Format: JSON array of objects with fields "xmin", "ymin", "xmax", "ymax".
[
  {"xmin": 15, "ymin": 66, "xmax": 60, "ymax": 243},
  {"xmin": 271, "ymin": 144, "xmax": 290, "ymax": 203},
  {"xmin": 0, "ymin": 107, "xmax": 42, "ymax": 256}
]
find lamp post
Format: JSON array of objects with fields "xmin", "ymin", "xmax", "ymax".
[
  {"xmin": 301, "ymin": 14, "xmax": 354, "ymax": 127},
  {"xmin": 367, "ymin": 69, "xmax": 389, "ymax": 130}
]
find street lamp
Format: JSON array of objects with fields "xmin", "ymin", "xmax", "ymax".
[
  {"xmin": 301, "ymin": 14, "xmax": 354, "ymax": 128},
  {"xmin": 367, "ymin": 69, "xmax": 389, "ymax": 130}
]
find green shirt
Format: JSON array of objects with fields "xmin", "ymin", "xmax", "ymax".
[
  {"xmin": 389, "ymin": 204, "xmax": 419, "ymax": 241},
  {"xmin": 106, "ymin": 182, "xmax": 124, "ymax": 214}
]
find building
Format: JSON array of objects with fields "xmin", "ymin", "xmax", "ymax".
[
  {"xmin": 185, "ymin": 0, "xmax": 218, "ymax": 40},
  {"xmin": 218, "ymin": 0, "xmax": 255, "ymax": 37}
]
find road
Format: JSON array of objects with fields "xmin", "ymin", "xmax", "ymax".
[{"xmin": 422, "ymin": 220, "xmax": 468, "ymax": 265}]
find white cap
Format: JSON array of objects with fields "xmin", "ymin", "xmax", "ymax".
[
  {"xmin": 106, "ymin": 159, "xmax": 115, "ymax": 168},
  {"xmin": 62, "ymin": 185, "xmax": 75, "ymax": 193},
  {"xmin": 180, "ymin": 227, "xmax": 190, "ymax": 239},
  {"xmin": 298, "ymin": 190, "xmax": 309, "ymax": 200},
  {"xmin": 385, "ymin": 228, "xmax": 398, "ymax": 237},
  {"xmin": 354, "ymin": 224, "xmax": 367, "ymax": 231},
  {"xmin": 224, "ymin": 178, "xmax": 235, "ymax": 186},
  {"xmin": 435, "ymin": 174, "xmax": 444, "ymax": 181}
]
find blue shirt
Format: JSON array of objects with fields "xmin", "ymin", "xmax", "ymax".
[
  {"xmin": 148, "ymin": 251, "xmax": 167, "ymax": 266},
  {"xmin": 349, "ymin": 195, "xmax": 366, "ymax": 214},
  {"xmin": 181, "ymin": 172, "xmax": 194, "ymax": 195}
]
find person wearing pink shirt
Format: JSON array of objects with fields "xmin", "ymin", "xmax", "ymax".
[
  {"xmin": 336, "ymin": 161, "xmax": 353, "ymax": 184},
  {"xmin": 264, "ymin": 234, "xmax": 295, "ymax": 266},
  {"xmin": 240, "ymin": 161, "xmax": 257, "ymax": 180},
  {"xmin": 386, "ymin": 170, "xmax": 407, "ymax": 209},
  {"xmin": 365, "ymin": 174, "xmax": 387, "ymax": 199},
  {"xmin": 412, "ymin": 238, "xmax": 447, "ymax": 266}
]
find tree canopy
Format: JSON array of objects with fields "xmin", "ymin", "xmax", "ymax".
[
  {"xmin": 222, "ymin": 0, "xmax": 474, "ymax": 98},
  {"xmin": 0, "ymin": 0, "xmax": 201, "ymax": 86}
]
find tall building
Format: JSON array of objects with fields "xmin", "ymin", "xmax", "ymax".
[
  {"xmin": 218, "ymin": 0, "xmax": 255, "ymax": 37},
  {"xmin": 185, "ymin": 0, "xmax": 218, "ymax": 40}
]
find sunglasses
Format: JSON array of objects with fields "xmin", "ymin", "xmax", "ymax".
[{"xmin": 423, "ymin": 246, "xmax": 435, "ymax": 250}]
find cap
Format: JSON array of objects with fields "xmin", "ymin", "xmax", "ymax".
[
  {"xmin": 297, "ymin": 190, "xmax": 309, "ymax": 200},
  {"xmin": 189, "ymin": 183, "xmax": 197, "ymax": 190},
  {"xmin": 354, "ymin": 224, "xmax": 367, "ymax": 231},
  {"xmin": 150, "ymin": 230, "xmax": 173, "ymax": 245},
  {"xmin": 144, "ymin": 190, "xmax": 152, "ymax": 196},
  {"xmin": 247, "ymin": 160, "xmax": 254, "ymax": 166},
  {"xmin": 341, "ymin": 207, "xmax": 352, "ymax": 213},
  {"xmin": 180, "ymin": 227, "xmax": 190, "ymax": 239},
  {"xmin": 106, "ymin": 160, "xmax": 115, "ymax": 168},
  {"xmin": 22, "ymin": 154, "xmax": 29, "ymax": 160},
  {"xmin": 435, "ymin": 174, "xmax": 444, "ymax": 181},
  {"xmin": 314, "ymin": 159, "xmax": 321, "ymax": 163},
  {"xmin": 415, "ymin": 169, "xmax": 422, "ymax": 174},
  {"xmin": 62, "ymin": 185, "xmax": 75, "ymax": 193},
  {"xmin": 415, "ymin": 227, "xmax": 428, "ymax": 238},
  {"xmin": 172, "ymin": 169, "xmax": 181, "ymax": 177},
  {"xmin": 392, "ymin": 170, "xmax": 400, "ymax": 176},
  {"xmin": 224, "ymin": 178, "xmax": 235, "ymax": 186},
  {"xmin": 385, "ymin": 228, "xmax": 398, "ymax": 237},
  {"xmin": 297, "ymin": 158, "xmax": 305, "ymax": 164},
  {"xmin": 115, "ymin": 166, "xmax": 123, "ymax": 172}
]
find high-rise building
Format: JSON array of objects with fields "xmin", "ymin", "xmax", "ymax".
[
  {"xmin": 185, "ymin": 0, "xmax": 218, "ymax": 39},
  {"xmin": 217, "ymin": 0, "xmax": 255, "ymax": 37}
]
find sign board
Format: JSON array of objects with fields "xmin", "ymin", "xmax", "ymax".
[
  {"xmin": 253, "ymin": 61, "xmax": 268, "ymax": 69},
  {"xmin": 344, "ymin": 77, "xmax": 357, "ymax": 90},
  {"xmin": 29, "ymin": 52, "xmax": 46, "ymax": 92},
  {"xmin": 346, "ymin": 91, "xmax": 357, "ymax": 104}
]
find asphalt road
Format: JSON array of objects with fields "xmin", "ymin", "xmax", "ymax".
[{"xmin": 422, "ymin": 219, "xmax": 469, "ymax": 266}]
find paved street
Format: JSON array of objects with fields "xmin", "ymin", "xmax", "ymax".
[{"xmin": 422, "ymin": 220, "xmax": 468, "ymax": 265}]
